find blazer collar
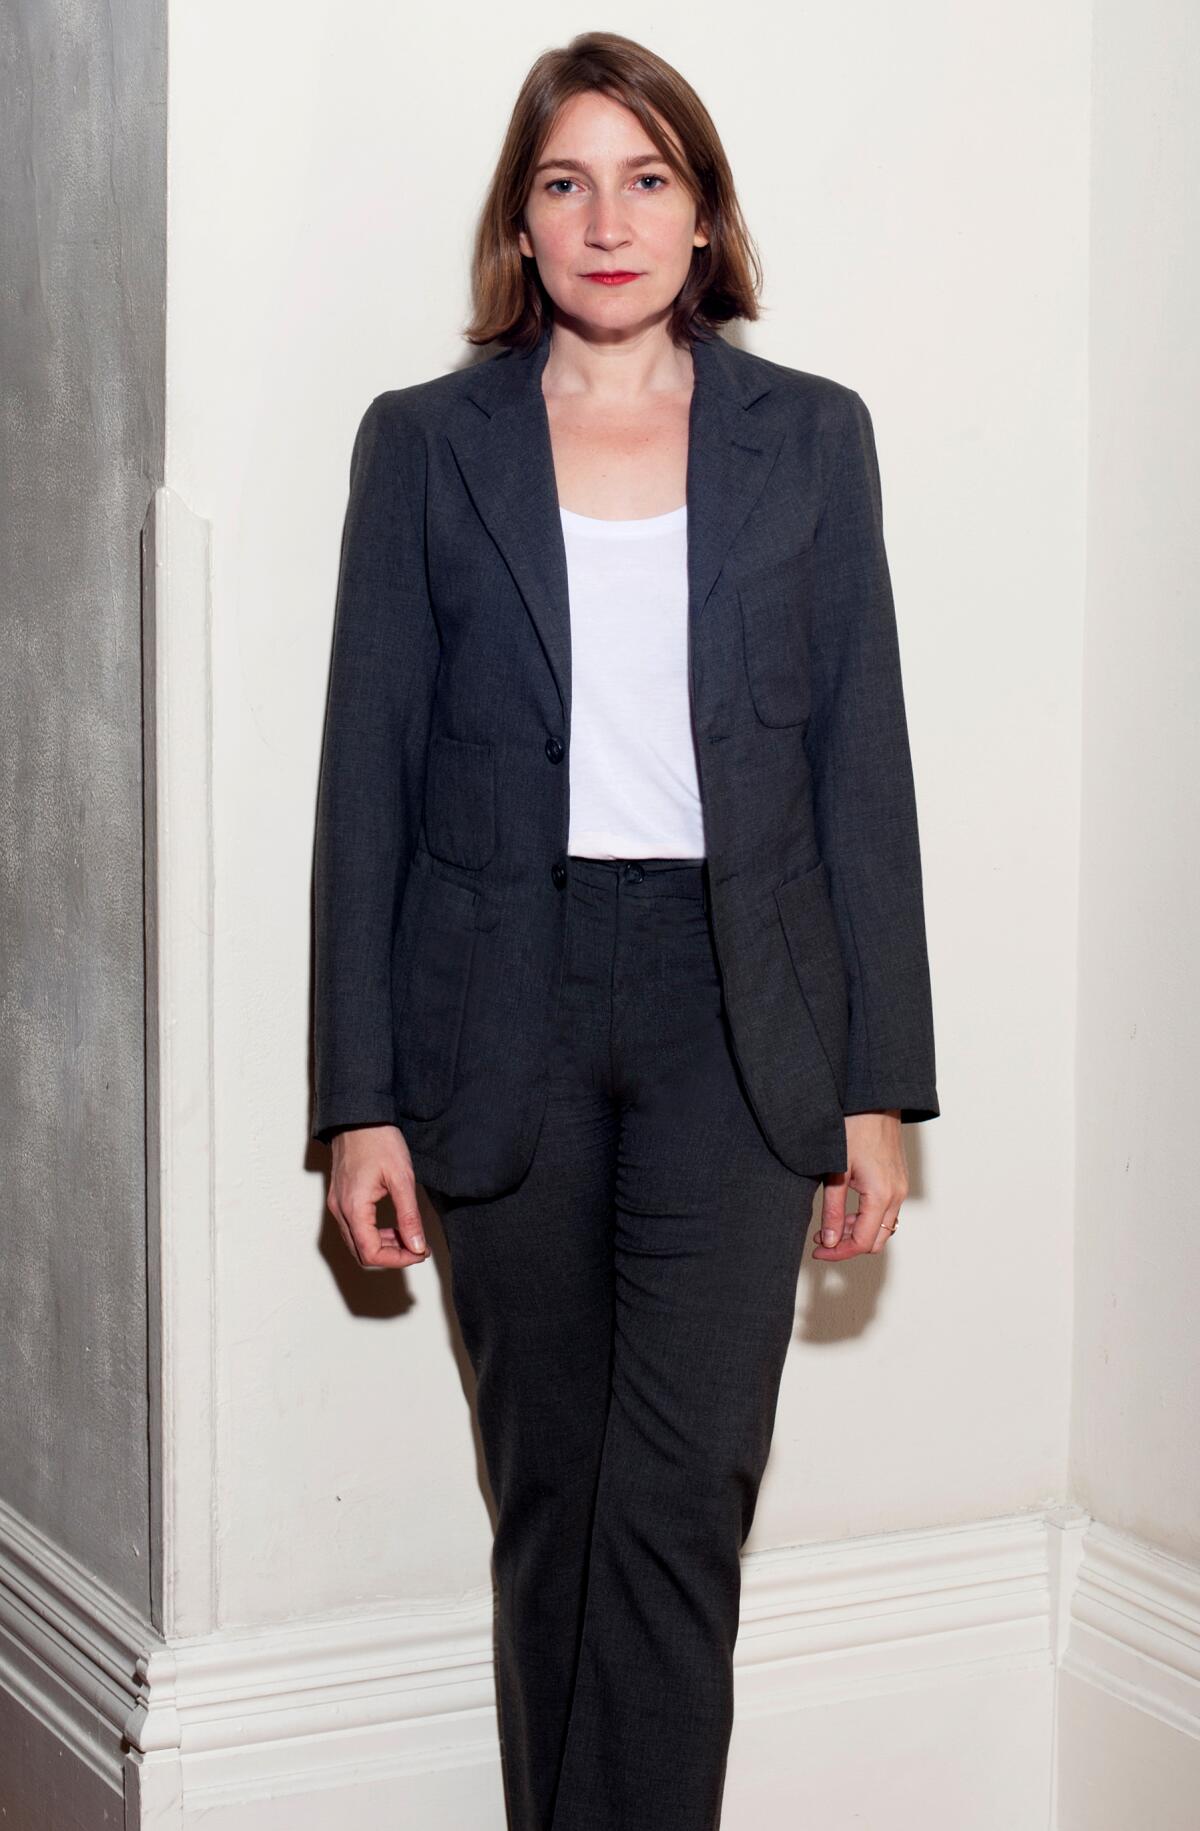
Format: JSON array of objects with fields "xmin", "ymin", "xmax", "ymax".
[{"xmin": 447, "ymin": 320, "xmax": 785, "ymax": 721}]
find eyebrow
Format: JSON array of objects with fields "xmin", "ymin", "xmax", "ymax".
[{"xmin": 531, "ymin": 153, "xmax": 667, "ymax": 177}]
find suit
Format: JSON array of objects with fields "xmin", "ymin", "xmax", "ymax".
[{"xmin": 311, "ymin": 320, "xmax": 939, "ymax": 1199}]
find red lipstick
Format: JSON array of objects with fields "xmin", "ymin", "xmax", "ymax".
[{"xmin": 583, "ymin": 272, "xmax": 641, "ymax": 285}]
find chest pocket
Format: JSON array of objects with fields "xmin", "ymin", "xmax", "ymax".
[{"xmin": 737, "ymin": 545, "xmax": 815, "ymax": 728}]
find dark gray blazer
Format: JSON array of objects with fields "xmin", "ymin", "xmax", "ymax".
[{"xmin": 311, "ymin": 321, "xmax": 939, "ymax": 1199}]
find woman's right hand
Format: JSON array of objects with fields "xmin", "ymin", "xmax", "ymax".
[{"xmin": 326, "ymin": 1124, "xmax": 432, "ymax": 1271}]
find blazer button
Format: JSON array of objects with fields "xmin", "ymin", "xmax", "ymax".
[
  {"xmin": 551, "ymin": 859, "xmax": 568, "ymax": 889},
  {"xmin": 545, "ymin": 735, "xmax": 565, "ymax": 764}
]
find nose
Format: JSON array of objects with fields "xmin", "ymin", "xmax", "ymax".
[{"xmin": 586, "ymin": 195, "xmax": 632, "ymax": 248}]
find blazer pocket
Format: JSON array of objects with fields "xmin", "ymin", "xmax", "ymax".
[
  {"xmin": 773, "ymin": 859, "xmax": 850, "ymax": 1101},
  {"xmin": 738, "ymin": 546, "xmax": 814, "ymax": 728},
  {"xmin": 424, "ymin": 734, "xmax": 496, "ymax": 870},
  {"xmin": 392, "ymin": 864, "xmax": 480, "ymax": 1119}
]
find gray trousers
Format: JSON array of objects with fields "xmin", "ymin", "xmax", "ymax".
[{"xmin": 426, "ymin": 855, "xmax": 820, "ymax": 1830}]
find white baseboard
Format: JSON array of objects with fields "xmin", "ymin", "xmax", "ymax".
[
  {"xmin": 0, "ymin": 1495, "xmax": 146, "ymax": 1827},
  {"xmin": 1051, "ymin": 1516, "xmax": 1200, "ymax": 1831},
  {"xmin": 1061, "ymin": 1515, "xmax": 1200, "ymax": 1736},
  {"xmin": 1, "ymin": 1498, "xmax": 1197, "ymax": 1829}
]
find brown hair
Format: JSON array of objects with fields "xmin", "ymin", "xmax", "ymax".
[{"xmin": 463, "ymin": 31, "xmax": 762, "ymax": 352}]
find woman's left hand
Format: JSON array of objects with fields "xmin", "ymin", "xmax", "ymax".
[{"xmin": 811, "ymin": 1110, "xmax": 907, "ymax": 1259}]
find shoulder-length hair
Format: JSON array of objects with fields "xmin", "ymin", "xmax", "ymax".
[{"xmin": 464, "ymin": 31, "xmax": 762, "ymax": 352}]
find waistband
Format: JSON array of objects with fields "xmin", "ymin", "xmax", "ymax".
[{"xmin": 565, "ymin": 854, "xmax": 710, "ymax": 906}]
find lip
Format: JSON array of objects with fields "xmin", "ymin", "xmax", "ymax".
[{"xmin": 582, "ymin": 272, "xmax": 641, "ymax": 285}]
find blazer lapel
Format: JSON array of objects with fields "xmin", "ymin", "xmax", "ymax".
[{"xmin": 446, "ymin": 322, "xmax": 785, "ymax": 723}]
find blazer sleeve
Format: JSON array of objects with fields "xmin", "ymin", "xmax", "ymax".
[
  {"xmin": 803, "ymin": 387, "xmax": 939, "ymax": 1124},
  {"xmin": 311, "ymin": 395, "xmax": 440, "ymax": 1146}
]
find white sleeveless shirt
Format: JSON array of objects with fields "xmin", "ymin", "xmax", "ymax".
[{"xmin": 559, "ymin": 502, "xmax": 706, "ymax": 859}]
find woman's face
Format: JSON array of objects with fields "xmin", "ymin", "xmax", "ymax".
[{"xmin": 518, "ymin": 90, "xmax": 709, "ymax": 339}]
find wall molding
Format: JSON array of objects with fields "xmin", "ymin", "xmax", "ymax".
[
  {"xmin": 2, "ymin": 1496, "xmax": 1195, "ymax": 1825},
  {"xmin": 0, "ymin": 1494, "xmax": 150, "ymax": 1810},
  {"xmin": 141, "ymin": 488, "xmax": 218, "ymax": 1646},
  {"xmin": 1060, "ymin": 1515, "xmax": 1200, "ymax": 1738}
]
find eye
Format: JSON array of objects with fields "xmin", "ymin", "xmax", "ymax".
[
  {"xmin": 635, "ymin": 173, "xmax": 668, "ymax": 190},
  {"xmin": 545, "ymin": 178, "xmax": 578, "ymax": 194}
]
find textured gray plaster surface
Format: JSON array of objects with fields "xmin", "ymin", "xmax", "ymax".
[{"xmin": 1, "ymin": 0, "xmax": 166, "ymax": 1612}]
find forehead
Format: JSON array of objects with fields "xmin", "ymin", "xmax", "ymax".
[{"xmin": 539, "ymin": 90, "xmax": 681, "ymax": 162}]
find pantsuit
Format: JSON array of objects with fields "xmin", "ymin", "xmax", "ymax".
[
  {"xmin": 311, "ymin": 323, "xmax": 941, "ymax": 1826},
  {"xmin": 427, "ymin": 855, "xmax": 821, "ymax": 1830}
]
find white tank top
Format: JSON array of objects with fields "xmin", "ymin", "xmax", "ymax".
[{"xmin": 559, "ymin": 501, "xmax": 706, "ymax": 859}]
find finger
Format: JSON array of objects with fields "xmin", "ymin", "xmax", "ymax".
[
  {"xmin": 811, "ymin": 1214, "xmax": 866, "ymax": 1258},
  {"xmin": 872, "ymin": 1193, "xmax": 901, "ymax": 1252},
  {"xmin": 868, "ymin": 1196, "xmax": 903, "ymax": 1253},
  {"xmin": 329, "ymin": 1202, "xmax": 378, "ymax": 1271},
  {"xmin": 850, "ymin": 1186, "xmax": 890, "ymax": 1252},
  {"xmin": 341, "ymin": 1188, "xmax": 405, "ymax": 1268},
  {"xmin": 817, "ymin": 1174, "xmax": 847, "ymax": 1248},
  {"xmin": 368, "ymin": 1223, "xmax": 428, "ymax": 1269},
  {"xmin": 381, "ymin": 1162, "xmax": 429, "ymax": 1259},
  {"xmin": 328, "ymin": 1186, "xmax": 426, "ymax": 1271},
  {"xmin": 811, "ymin": 1232, "xmax": 868, "ymax": 1261}
]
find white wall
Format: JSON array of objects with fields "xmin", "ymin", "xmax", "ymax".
[
  {"xmin": 164, "ymin": 1, "xmax": 1091, "ymax": 1627},
  {"xmin": 1070, "ymin": 0, "xmax": 1200, "ymax": 1563}
]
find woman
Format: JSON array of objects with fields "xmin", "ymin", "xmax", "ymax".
[{"xmin": 312, "ymin": 30, "xmax": 939, "ymax": 1831}]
